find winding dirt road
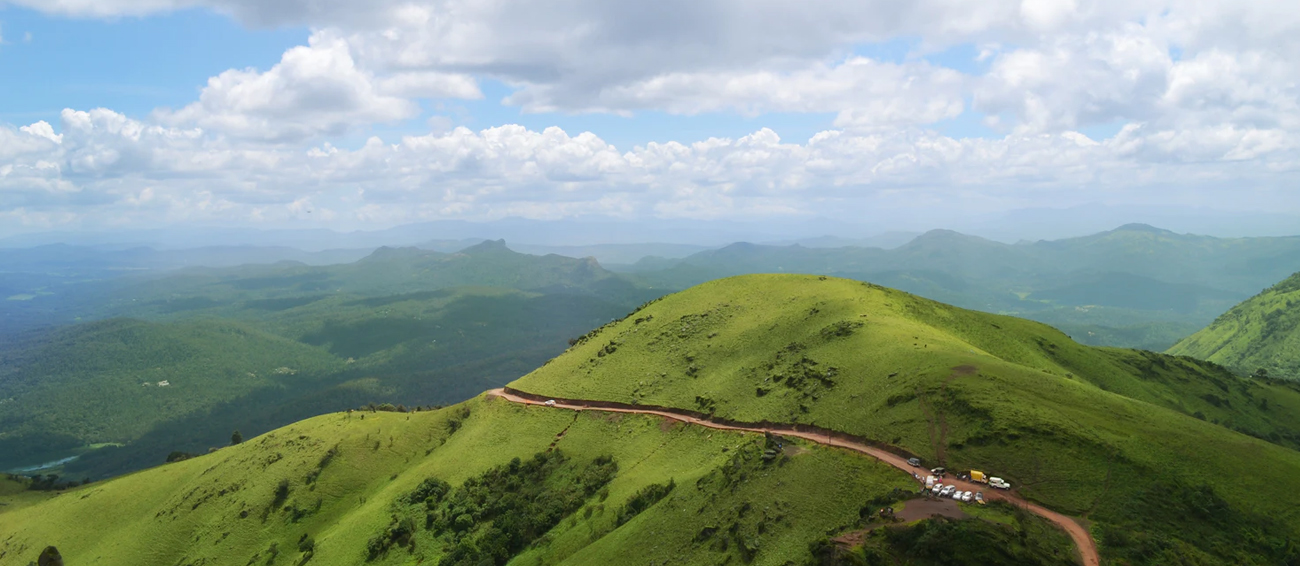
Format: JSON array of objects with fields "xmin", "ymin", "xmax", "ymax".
[{"xmin": 488, "ymin": 388, "xmax": 1099, "ymax": 566}]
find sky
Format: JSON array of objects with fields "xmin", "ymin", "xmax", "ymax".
[{"xmin": 0, "ymin": 0, "xmax": 1298, "ymax": 242}]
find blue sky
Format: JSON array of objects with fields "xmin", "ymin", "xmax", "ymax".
[
  {"xmin": 0, "ymin": 7, "xmax": 306, "ymax": 121},
  {"xmin": 0, "ymin": 0, "xmax": 1296, "ymax": 240}
]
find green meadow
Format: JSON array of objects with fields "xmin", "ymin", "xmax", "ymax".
[{"xmin": 514, "ymin": 274, "xmax": 1300, "ymax": 564}]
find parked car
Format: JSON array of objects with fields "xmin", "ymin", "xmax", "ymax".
[
  {"xmin": 962, "ymin": 491, "xmax": 974, "ymax": 502},
  {"xmin": 930, "ymin": 467, "xmax": 946, "ymax": 476},
  {"xmin": 975, "ymin": 492, "xmax": 985, "ymax": 504},
  {"xmin": 990, "ymin": 477, "xmax": 1012, "ymax": 490},
  {"xmin": 907, "ymin": 457, "xmax": 922, "ymax": 467},
  {"xmin": 940, "ymin": 486, "xmax": 956, "ymax": 497},
  {"xmin": 931, "ymin": 483, "xmax": 944, "ymax": 494}
]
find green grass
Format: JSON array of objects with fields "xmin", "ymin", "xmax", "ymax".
[
  {"xmin": 512, "ymin": 274, "xmax": 1300, "ymax": 564},
  {"xmin": 0, "ymin": 395, "xmax": 942, "ymax": 566},
  {"xmin": 1170, "ymin": 271, "xmax": 1300, "ymax": 380},
  {"xmin": 0, "ymin": 476, "xmax": 55, "ymax": 516}
]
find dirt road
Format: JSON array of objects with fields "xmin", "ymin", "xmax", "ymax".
[{"xmin": 487, "ymin": 388, "xmax": 1100, "ymax": 566}]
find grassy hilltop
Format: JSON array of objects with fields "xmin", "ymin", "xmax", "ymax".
[
  {"xmin": 515, "ymin": 274, "xmax": 1300, "ymax": 564},
  {"xmin": 1170, "ymin": 272, "xmax": 1300, "ymax": 380},
  {"xmin": 622, "ymin": 225, "xmax": 1300, "ymax": 350}
]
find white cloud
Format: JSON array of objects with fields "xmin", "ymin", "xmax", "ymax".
[
  {"xmin": 4, "ymin": 0, "xmax": 1300, "ymax": 232},
  {"xmin": 157, "ymin": 32, "xmax": 461, "ymax": 142},
  {"xmin": 1, "ymin": 110, "xmax": 1296, "ymax": 231},
  {"xmin": 20, "ymin": 121, "xmax": 63, "ymax": 144},
  {"xmin": 505, "ymin": 57, "xmax": 966, "ymax": 132}
]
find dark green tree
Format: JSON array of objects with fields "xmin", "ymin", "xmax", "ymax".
[{"xmin": 231, "ymin": 430, "xmax": 243, "ymax": 445}]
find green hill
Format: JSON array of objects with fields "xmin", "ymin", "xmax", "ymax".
[
  {"xmin": 623, "ymin": 225, "xmax": 1300, "ymax": 350},
  {"xmin": 4, "ymin": 274, "xmax": 1300, "ymax": 565},
  {"xmin": 1, "ymin": 396, "xmax": 1075, "ymax": 566},
  {"xmin": 109, "ymin": 239, "xmax": 651, "ymax": 316},
  {"xmin": 514, "ymin": 274, "xmax": 1300, "ymax": 564},
  {"xmin": 1169, "ymin": 272, "xmax": 1300, "ymax": 380}
]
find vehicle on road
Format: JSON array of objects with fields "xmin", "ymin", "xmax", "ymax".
[
  {"xmin": 970, "ymin": 470, "xmax": 988, "ymax": 483},
  {"xmin": 962, "ymin": 491, "xmax": 974, "ymax": 502},
  {"xmin": 940, "ymin": 485, "xmax": 956, "ymax": 497},
  {"xmin": 990, "ymin": 477, "xmax": 1011, "ymax": 490},
  {"xmin": 931, "ymin": 483, "xmax": 944, "ymax": 494},
  {"xmin": 930, "ymin": 467, "xmax": 946, "ymax": 476},
  {"xmin": 925, "ymin": 475, "xmax": 937, "ymax": 488},
  {"xmin": 907, "ymin": 457, "xmax": 922, "ymax": 467},
  {"xmin": 544, "ymin": 400, "xmax": 557, "ymax": 407}
]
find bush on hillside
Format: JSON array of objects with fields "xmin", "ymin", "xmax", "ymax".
[{"xmin": 616, "ymin": 479, "xmax": 675, "ymax": 526}]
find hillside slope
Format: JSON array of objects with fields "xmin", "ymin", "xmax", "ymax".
[
  {"xmin": 513, "ymin": 274, "xmax": 1300, "ymax": 564},
  {"xmin": 1169, "ymin": 272, "xmax": 1300, "ymax": 380},
  {"xmin": 4, "ymin": 396, "xmax": 1066, "ymax": 566}
]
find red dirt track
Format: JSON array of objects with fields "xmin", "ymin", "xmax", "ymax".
[{"xmin": 488, "ymin": 388, "xmax": 1099, "ymax": 566}]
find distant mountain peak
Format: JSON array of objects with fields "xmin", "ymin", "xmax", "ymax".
[
  {"xmin": 1112, "ymin": 223, "xmax": 1172, "ymax": 234},
  {"xmin": 360, "ymin": 246, "xmax": 428, "ymax": 262},
  {"xmin": 459, "ymin": 239, "xmax": 513, "ymax": 255},
  {"xmin": 904, "ymin": 229, "xmax": 989, "ymax": 246}
]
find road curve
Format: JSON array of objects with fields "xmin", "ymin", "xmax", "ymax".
[{"xmin": 487, "ymin": 388, "xmax": 1099, "ymax": 566}]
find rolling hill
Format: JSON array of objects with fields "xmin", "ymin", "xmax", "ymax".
[
  {"xmin": 1169, "ymin": 272, "xmax": 1300, "ymax": 380},
  {"xmin": 513, "ymin": 274, "xmax": 1300, "ymax": 564},
  {"xmin": 622, "ymin": 224, "xmax": 1300, "ymax": 350},
  {"xmin": 2, "ymin": 275, "xmax": 1298, "ymax": 565},
  {"xmin": 1, "ymin": 396, "xmax": 1075, "ymax": 566}
]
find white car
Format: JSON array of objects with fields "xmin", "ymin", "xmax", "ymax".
[
  {"xmin": 961, "ymin": 491, "xmax": 974, "ymax": 502},
  {"xmin": 940, "ymin": 485, "xmax": 956, "ymax": 497},
  {"xmin": 931, "ymin": 483, "xmax": 944, "ymax": 494},
  {"xmin": 951, "ymin": 489, "xmax": 964, "ymax": 500},
  {"xmin": 990, "ymin": 477, "xmax": 1012, "ymax": 490},
  {"xmin": 544, "ymin": 399, "xmax": 557, "ymax": 407}
]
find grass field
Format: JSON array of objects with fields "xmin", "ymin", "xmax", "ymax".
[
  {"xmin": 0, "ymin": 394, "xmax": 980, "ymax": 566},
  {"xmin": 513, "ymin": 274, "xmax": 1300, "ymax": 564}
]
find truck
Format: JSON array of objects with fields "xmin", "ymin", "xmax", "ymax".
[
  {"xmin": 970, "ymin": 470, "xmax": 988, "ymax": 484},
  {"xmin": 925, "ymin": 475, "xmax": 937, "ymax": 488}
]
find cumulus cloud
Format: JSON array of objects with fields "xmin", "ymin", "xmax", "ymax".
[
  {"xmin": 157, "ymin": 32, "xmax": 476, "ymax": 142},
  {"xmin": 2, "ymin": 110, "xmax": 1296, "ymax": 231}
]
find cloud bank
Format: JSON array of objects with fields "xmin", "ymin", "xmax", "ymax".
[{"xmin": 1, "ymin": 0, "xmax": 1298, "ymax": 234}]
